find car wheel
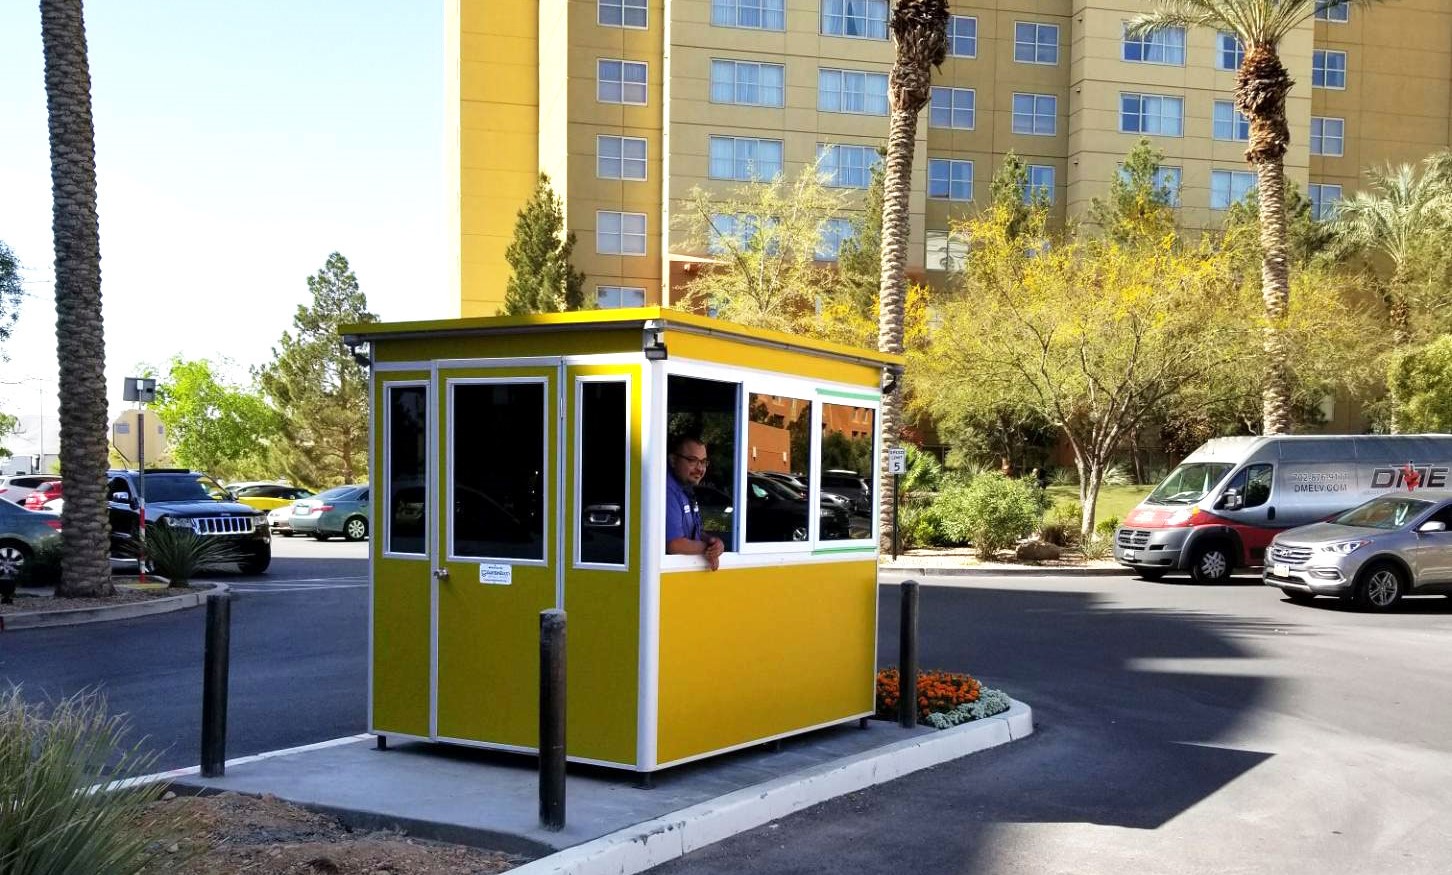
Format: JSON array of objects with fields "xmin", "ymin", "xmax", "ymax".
[
  {"xmin": 1354, "ymin": 561, "xmax": 1405, "ymax": 612},
  {"xmin": 1135, "ymin": 567, "xmax": 1166, "ymax": 581},
  {"xmin": 344, "ymin": 517, "xmax": 369, "ymax": 542},
  {"xmin": 1189, "ymin": 543, "xmax": 1233, "ymax": 584},
  {"xmin": 238, "ymin": 550, "xmax": 271, "ymax": 575},
  {"xmin": 0, "ymin": 540, "xmax": 30, "ymax": 583},
  {"xmin": 1281, "ymin": 587, "xmax": 1316, "ymax": 605}
]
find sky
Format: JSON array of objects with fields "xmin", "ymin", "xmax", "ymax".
[{"xmin": 0, "ymin": 1, "xmax": 448, "ymax": 465}]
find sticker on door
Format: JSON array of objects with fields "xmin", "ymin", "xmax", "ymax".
[{"xmin": 479, "ymin": 563, "xmax": 512, "ymax": 585}]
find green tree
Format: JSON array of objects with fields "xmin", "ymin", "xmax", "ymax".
[
  {"xmin": 501, "ymin": 173, "xmax": 587, "ymax": 314},
  {"xmin": 1223, "ymin": 180, "xmax": 1337, "ymax": 269},
  {"xmin": 1085, "ymin": 138, "xmax": 1177, "ymax": 245},
  {"xmin": 1130, "ymin": 0, "xmax": 1391, "ymax": 436},
  {"xmin": 0, "ymin": 241, "xmax": 22, "ymax": 350},
  {"xmin": 676, "ymin": 163, "xmax": 849, "ymax": 332},
  {"xmin": 0, "ymin": 411, "xmax": 17, "ymax": 460},
  {"xmin": 1332, "ymin": 159, "xmax": 1452, "ymax": 346},
  {"xmin": 152, "ymin": 358, "xmax": 281, "ymax": 481},
  {"xmin": 259, "ymin": 253, "xmax": 377, "ymax": 487},
  {"xmin": 835, "ymin": 152, "xmax": 885, "ymax": 313},
  {"xmin": 42, "ymin": 0, "xmax": 112, "ymax": 597},
  {"xmin": 1388, "ymin": 336, "xmax": 1452, "ymax": 433},
  {"xmin": 987, "ymin": 151, "xmax": 1042, "ymax": 240},
  {"xmin": 879, "ymin": 0, "xmax": 951, "ymax": 551}
]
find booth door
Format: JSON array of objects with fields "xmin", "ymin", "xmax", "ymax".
[{"xmin": 433, "ymin": 367, "xmax": 559, "ymax": 748}]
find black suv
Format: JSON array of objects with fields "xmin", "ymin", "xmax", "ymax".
[{"xmin": 106, "ymin": 469, "xmax": 271, "ymax": 574}]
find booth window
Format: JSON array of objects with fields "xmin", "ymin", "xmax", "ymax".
[
  {"xmin": 451, "ymin": 382, "xmax": 545, "ymax": 561},
  {"xmin": 819, "ymin": 403, "xmax": 875, "ymax": 541},
  {"xmin": 579, "ymin": 380, "xmax": 628, "ymax": 566},
  {"xmin": 387, "ymin": 385, "xmax": 427, "ymax": 555},
  {"xmin": 746, "ymin": 393, "xmax": 813, "ymax": 544},
  {"xmin": 666, "ymin": 375, "xmax": 739, "ymax": 550}
]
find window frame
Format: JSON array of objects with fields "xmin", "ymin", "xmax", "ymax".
[
  {"xmin": 1308, "ymin": 183, "xmax": 1344, "ymax": 222},
  {"xmin": 1216, "ymin": 32, "xmax": 1244, "ymax": 71},
  {"xmin": 1313, "ymin": 50, "xmax": 1347, "ymax": 90},
  {"xmin": 927, "ymin": 157, "xmax": 974, "ymax": 201},
  {"xmin": 1024, "ymin": 164, "xmax": 1055, "ymax": 204},
  {"xmin": 1013, "ymin": 21, "xmax": 1060, "ymax": 65},
  {"xmin": 929, "ymin": 86, "xmax": 976, "ymax": 130},
  {"xmin": 1311, "ymin": 117, "xmax": 1345, "ymax": 157},
  {"xmin": 816, "ymin": 217, "xmax": 856, "ymax": 261},
  {"xmin": 596, "ymin": 135, "xmax": 648, "ymax": 181},
  {"xmin": 1121, "ymin": 23, "xmax": 1186, "ymax": 66},
  {"xmin": 596, "ymin": 210, "xmax": 648, "ymax": 256},
  {"xmin": 708, "ymin": 135, "xmax": 785, "ymax": 181},
  {"xmin": 598, "ymin": 0, "xmax": 647, "ymax": 29},
  {"xmin": 596, "ymin": 285, "xmax": 647, "ymax": 308},
  {"xmin": 383, "ymin": 380, "xmax": 430, "ymax": 560},
  {"xmin": 818, "ymin": 67, "xmax": 890, "ymax": 116},
  {"xmin": 1315, "ymin": 1, "xmax": 1350, "ymax": 23},
  {"xmin": 1210, "ymin": 169, "xmax": 1257, "ymax": 210},
  {"xmin": 597, "ymin": 58, "xmax": 649, "ymax": 106},
  {"xmin": 573, "ymin": 375, "xmax": 633, "ymax": 571},
  {"xmin": 925, "ymin": 228, "xmax": 968, "ymax": 272},
  {"xmin": 1011, "ymin": 92, "xmax": 1058, "ymax": 136},
  {"xmin": 948, "ymin": 15, "xmax": 977, "ymax": 58},
  {"xmin": 1119, "ymin": 92, "xmax": 1185, "ymax": 138},
  {"xmin": 818, "ymin": 143, "xmax": 880, "ymax": 189},
  {"xmin": 1213, "ymin": 100, "xmax": 1250, "ymax": 142},
  {"xmin": 709, "ymin": 58, "xmax": 786, "ymax": 107},
  {"xmin": 710, "ymin": 0, "xmax": 786, "ymax": 30},
  {"xmin": 446, "ymin": 376, "xmax": 549, "ymax": 566},
  {"xmin": 821, "ymin": 0, "xmax": 889, "ymax": 41}
]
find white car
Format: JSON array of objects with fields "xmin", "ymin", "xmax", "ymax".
[
  {"xmin": 0, "ymin": 475, "xmax": 61, "ymax": 506},
  {"xmin": 267, "ymin": 503, "xmax": 296, "ymax": 537}
]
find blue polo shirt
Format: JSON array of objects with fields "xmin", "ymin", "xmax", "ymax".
[{"xmin": 665, "ymin": 472, "xmax": 702, "ymax": 543}]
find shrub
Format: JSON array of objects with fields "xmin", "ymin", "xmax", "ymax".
[
  {"xmin": 1094, "ymin": 516, "xmax": 1121, "ymax": 542},
  {"xmin": 900, "ymin": 445, "xmax": 943, "ymax": 497},
  {"xmin": 1038, "ymin": 522, "xmax": 1073, "ymax": 547},
  {"xmin": 129, "ymin": 525, "xmax": 246, "ymax": 586},
  {"xmin": 1077, "ymin": 537, "xmax": 1114, "ymax": 561},
  {"xmin": 957, "ymin": 474, "xmax": 1041, "ymax": 559},
  {"xmin": 1102, "ymin": 464, "xmax": 1133, "ymax": 487},
  {"xmin": 1041, "ymin": 499, "xmax": 1084, "ymax": 545},
  {"xmin": 875, "ymin": 668, "xmax": 984, "ymax": 723},
  {"xmin": 0, "ymin": 687, "xmax": 180, "ymax": 875},
  {"xmin": 925, "ymin": 688, "xmax": 1012, "ymax": 729},
  {"xmin": 923, "ymin": 483, "xmax": 976, "ymax": 547},
  {"xmin": 899, "ymin": 502, "xmax": 944, "ymax": 550},
  {"xmin": 1049, "ymin": 467, "xmax": 1079, "ymax": 487}
]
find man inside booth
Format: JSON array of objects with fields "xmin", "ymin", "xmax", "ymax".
[{"xmin": 666, "ymin": 434, "xmax": 726, "ymax": 570}]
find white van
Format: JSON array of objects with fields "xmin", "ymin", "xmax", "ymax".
[{"xmin": 1114, "ymin": 435, "xmax": 1452, "ymax": 582}]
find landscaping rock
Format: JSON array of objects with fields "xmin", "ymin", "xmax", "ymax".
[{"xmin": 1015, "ymin": 541, "xmax": 1062, "ymax": 562}]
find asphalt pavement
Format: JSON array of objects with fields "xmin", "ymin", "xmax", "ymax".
[
  {"xmin": 648, "ymin": 572, "xmax": 1452, "ymax": 874},
  {"xmin": 0, "ymin": 536, "xmax": 369, "ymax": 771}
]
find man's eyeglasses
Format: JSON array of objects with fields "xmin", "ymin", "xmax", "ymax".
[{"xmin": 672, "ymin": 453, "xmax": 709, "ymax": 467}]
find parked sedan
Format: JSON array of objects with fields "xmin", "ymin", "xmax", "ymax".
[
  {"xmin": 268, "ymin": 503, "xmax": 296, "ymax": 536},
  {"xmin": 291, "ymin": 485, "xmax": 370, "ymax": 541},
  {"xmin": 229, "ymin": 482, "xmax": 314, "ymax": 512},
  {"xmin": 21, "ymin": 479, "xmax": 63, "ymax": 511},
  {"xmin": 0, "ymin": 499, "xmax": 63, "ymax": 589},
  {"xmin": 0, "ymin": 474, "xmax": 61, "ymax": 506}
]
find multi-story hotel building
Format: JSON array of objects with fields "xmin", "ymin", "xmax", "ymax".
[{"xmin": 450, "ymin": 0, "xmax": 1452, "ymax": 316}]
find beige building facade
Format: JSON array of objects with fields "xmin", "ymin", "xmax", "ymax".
[{"xmin": 450, "ymin": 0, "xmax": 1452, "ymax": 316}]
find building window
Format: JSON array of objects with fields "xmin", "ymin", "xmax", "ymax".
[
  {"xmin": 597, "ymin": 210, "xmax": 647, "ymax": 255},
  {"xmin": 1311, "ymin": 117, "xmax": 1345, "ymax": 156},
  {"xmin": 925, "ymin": 230, "xmax": 967, "ymax": 272},
  {"xmin": 1023, "ymin": 165, "xmax": 1055, "ymax": 204},
  {"xmin": 596, "ymin": 285, "xmax": 647, "ymax": 308},
  {"xmin": 599, "ymin": 0, "xmax": 647, "ymax": 28},
  {"xmin": 1216, "ymin": 32, "xmax": 1244, "ymax": 70},
  {"xmin": 928, "ymin": 86, "xmax": 975, "ymax": 130},
  {"xmin": 1014, "ymin": 22, "xmax": 1059, "ymax": 64},
  {"xmin": 1213, "ymin": 101, "xmax": 1250, "ymax": 141},
  {"xmin": 709, "ymin": 59, "xmax": 785, "ymax": 107},
  {"xmin": 816, "ymin": 218, "xmax": 855, "ymax": 261},
  {"xmin": 708, "ymin": 213, "xmax": 773, "ymax": 255},
  {"xmin": 948, "ymin": 15, "xmax": 977, "ymax": 57},
  {"xmin": 822, "ymin": 0, "xmax": 888, "ymax": 40},
  {"xmin": 597, "ymin": 59, "xmax": 647, "ymax": 105},
  {"xmin": 1308, "ymin": 183, "xmax": 1344, "ymax": 221},
  {"xmin": 1210, "ymin": 170, "xmax": 1257, "ymax": 210},
  {"xmin": 818, "ymin": 68, "xmax": 889, "ymax": 115},
  {"xmin": 927, "ymin": 158, "xmax": 973, "ymax": 201},
  {"xmin": 817, "ymin": 143, "xmax": 879, "ymax": 188},
  {"xmin": 1315, "ymin": 1, "xmax": 1349, "ymax": 23},
  {"xmin": 1122, "ymin": 25, "xmax": 1185, "ymax": 65},
  {"xmin": 1120, "ymin": 165, "xmax": 1184, "ymax": 206},
  {"xmin": 1012, "ymin": 93, "xmax": 1058, "ymax": 135},
  {"xmin": 1313, "ymin": 50, "xmax": 1347, "ymax": 89},
  {"xmin": 712, "ymin": 0, "xmax": 786, "ymax": 30},
  {"xmin": 709, "ymin": 136, "xmax": 783, "ymax": 181},
  {"xmin": 1120, "ymin": 93, "xmax": 1184, "ymax": 137},
  {"xmin": 597, "ymin": 136, "xmax": 647, "ymax": 180}
]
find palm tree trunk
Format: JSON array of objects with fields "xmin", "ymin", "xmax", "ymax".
[
  {"xmin": 1239, "ymin": 44, "xmax": 1294, "ymax": 437},
  {"xmin": 41, "ymin": 0, "xmax": 112, "ymax": 597},
  {"xmin": 876, "ymin": 107, "xmax": 917, "ymax": 550}
]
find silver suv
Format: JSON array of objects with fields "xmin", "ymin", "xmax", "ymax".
[{"xmin": 1264, "ymin": 490, "xmax": 1452, "ymax": 611}]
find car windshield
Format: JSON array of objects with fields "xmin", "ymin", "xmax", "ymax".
[
  {"xmin": 1332, "ymin": 496, "xmax": 1434, "ymax": 530},
  {"xmin": 1145, "ymin": 463, "xmax": 1234, "ymax": 505},
  {"xmin": 753, "ymin": 476, "xmax": 803, "ymax": 501},
  {"xmin": 144, "ymin": 474, "xmax": 230, "ymax": 503}
]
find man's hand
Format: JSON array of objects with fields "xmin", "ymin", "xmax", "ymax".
[{"xmin": 704, "ymin": 535, "xmax": 724, "ymax": 571}]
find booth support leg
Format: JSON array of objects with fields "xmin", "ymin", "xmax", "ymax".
[
  {"xmin": 376, "ymin": 735, "xmax": 387, "ymax": 751},
  {"xmin": 635, "ymin": 772, "xmax": 654, "ymax": 790}
]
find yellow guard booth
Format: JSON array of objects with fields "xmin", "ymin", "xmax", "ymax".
[{"xmin": 346, "ymin": 308, "xmax": 899, "ymax": 774}]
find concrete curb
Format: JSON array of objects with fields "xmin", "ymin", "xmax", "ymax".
[
  {"xmin": 881, "ymin": 565, "xmax": 1129, "ymax": 577},
  {"xmin": 510, "ymin": 699, "xmax": 1033, "ymax": 875},
  {"xmin": 0, "ymin": 582, "xmax": 227, "ymax": 632}
]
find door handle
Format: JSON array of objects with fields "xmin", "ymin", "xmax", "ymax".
[
  {"xmin": 1267, "ymin": 506, "xmax": 1276, "ymax": 521},
  {"xmin": 433, "ymin": 567, "xmax": 450, "ymax": 581}
]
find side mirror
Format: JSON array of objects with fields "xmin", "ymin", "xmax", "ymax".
[
  {"xmin": 1220, "ymin": 489, "xmax": 1243, "ymax": 511},
  {"xmin": 110, "ymin": 491, "xmax": 131, "ymax": 503},
  {"xmin": 1419, "ymin": 520, "xmax": 1447, "ymax": 534}
]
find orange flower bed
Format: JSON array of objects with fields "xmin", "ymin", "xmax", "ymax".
[{"xmin": 875, "ymin": 667, "xmax": 983, "ymax": 723}]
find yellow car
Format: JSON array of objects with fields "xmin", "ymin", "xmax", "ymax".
[{"xmin": 228, "ymin": 482, "xmax": 314, "ymax": 512}]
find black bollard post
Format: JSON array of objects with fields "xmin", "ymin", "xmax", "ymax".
[
  {"xmin": 200, "ymin": 593, "xmax": 232, "ymax": 777},
  {"xmin": 898, "ymin": 580, "xmax": 919, "ymax": 729},
  {"xmin": 539, "ymin": 609, "xmax": 567, "ymax": 831}
]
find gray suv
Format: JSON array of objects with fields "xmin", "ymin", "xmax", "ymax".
[{"xmin": 1264, "ymin": 490, "xmax": 1452, "ymax": 611}]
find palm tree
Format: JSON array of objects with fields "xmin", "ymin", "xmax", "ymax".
[
  {"xmin": 878, "ymin": 0, "xmax": 949, "ymax": 548},
  {"xmin": 1334, "ymin": 159, "xmax": 1452, "ymax": 346},
  {"xmin": 41, "ymin": 0, "xmax": 112, "ymax": 597},
  {"xmin": 1130, "ymin": 0, "xmax": 1387, "ymax": 435}
]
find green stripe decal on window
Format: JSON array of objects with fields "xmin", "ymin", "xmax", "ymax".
[
  {"xmin": 817, "ymin": 388, "xmax": 880, "ymax": 402},
  {"xmin": 812, "ymin": 545, "xmax": 878, "ymax": 555}
]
